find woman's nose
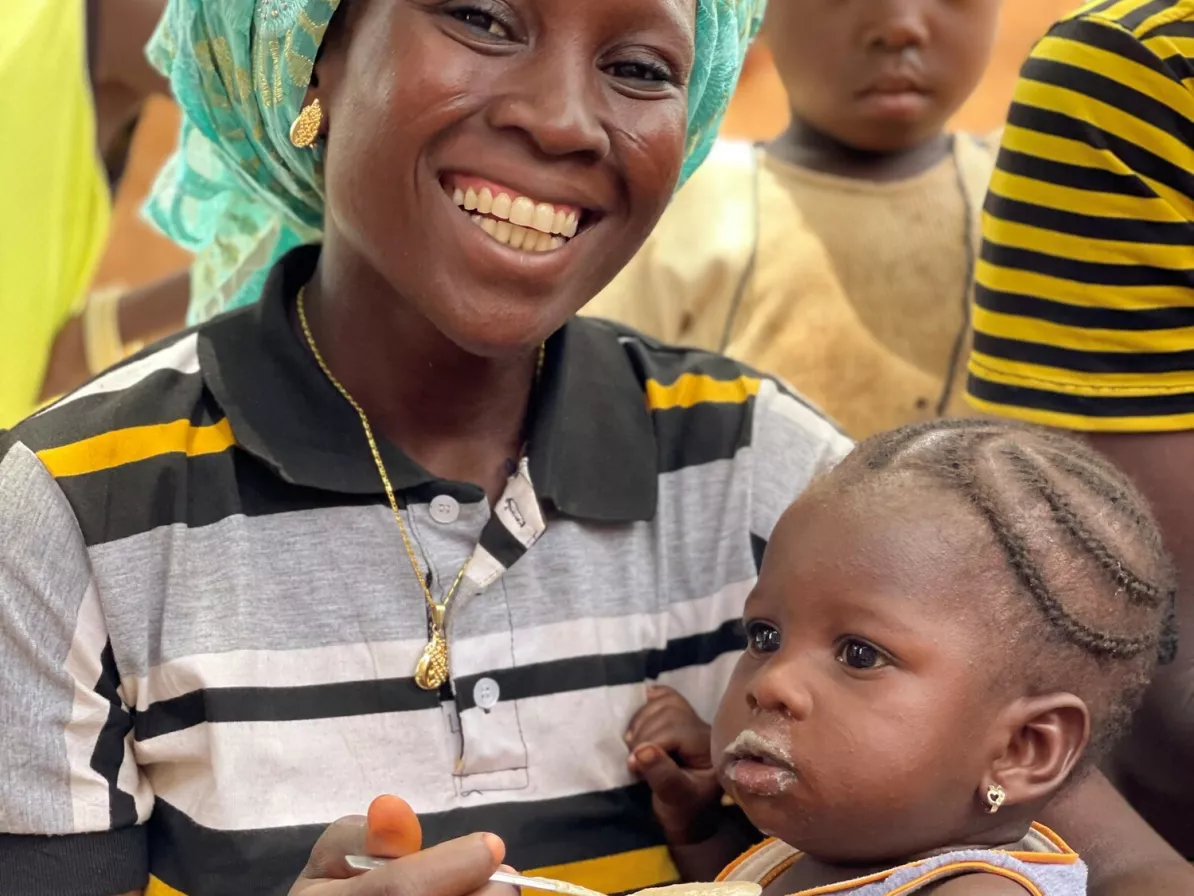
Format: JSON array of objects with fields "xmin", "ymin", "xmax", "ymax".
[{"xmin": 487, "ymin": 55, "xmax": 612, "ymax": 160}]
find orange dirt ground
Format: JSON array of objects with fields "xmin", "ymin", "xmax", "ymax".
[{"xmin": 94, "ymin": 1, "xmax": 1077, "ymax": 293}]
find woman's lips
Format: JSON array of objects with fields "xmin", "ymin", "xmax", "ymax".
[{"xmin": 721, "ymin": 730, "xmax": 799, "ymax": 797}]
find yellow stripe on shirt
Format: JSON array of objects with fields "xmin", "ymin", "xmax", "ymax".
[
  {"xmin": 986, "ymin": 167, "xmax": 1183, "ymax": 224},
  {"xmin": 1032, "ymin": 32, "xmax": 1192, "ymax": 112},
  {"xmin": 527, "ymin": 844, "xmax": 679, "ymax": 895},
  {"xmin": 146, "ymin": 876, "xmax": 188, "ymax": 896},
  {"xmin": 37, "ymin": 418, "xmax": 236, "ymax": 479},
  {"xmin": 1013, "ymin": 79, "xmax": 1190, "ymax": 171},
  {"xmin": 973, "ymin": 306, "xmax": 1194, "ymax": 355},
  {"xmin": 972, "ymin": 261, "xmax": 1180, "ymax": 313},
  {"xmin": 646, "ymin": 374, "xmax": 761, "ymax": 411},
  {"xmin": 982, "ymin": 217, "xmax": 1192, "ymax": 270},
  {"xmin": 144, "ymin": 844, "xmax": 678, "ymax": 896}
]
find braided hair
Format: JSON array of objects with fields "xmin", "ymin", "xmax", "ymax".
[{"xmin": 839, "ymin": 418, "xmax": 1177, "ymax": 759}]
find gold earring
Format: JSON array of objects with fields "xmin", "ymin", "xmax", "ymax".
[
  {"xmin": 289, "ymin": 99, "xmax": 323, "ymax": 149},
  {"xmin": 983, "ymin": 783, "xmax": 1006, "ymax": 815}
]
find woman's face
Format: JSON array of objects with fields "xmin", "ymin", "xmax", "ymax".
[{"xmin": 315, "ymin": 0, "xmax": 696, "ymax": 356}]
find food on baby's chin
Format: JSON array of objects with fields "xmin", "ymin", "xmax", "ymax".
[{"xmin": 635, "ymin": 883, "xmax": 762, "ymax": 896}]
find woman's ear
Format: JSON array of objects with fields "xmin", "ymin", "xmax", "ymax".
[
  {"xmin": 300, "ymin": 0, "xmax": 358, "ymax": 138},
  {"xmin": 984, "ymin": 693, "xmax": 1090, "ymax": 811}
]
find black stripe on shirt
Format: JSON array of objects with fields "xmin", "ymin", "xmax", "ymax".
[
  {"xmin": 134, "ymin": 674, "xmax": 442, "ymax": 741},
  {"xmin": 619, "ymin": 335, "xmax": 760, "ymax": 388},
  {"xmin": 455, "ymin": 618, "xmax": 745, "ymax": 711},
  {"xmin": 1021, "ymin": 55, "xmax": 1194, "ymax": 153},
  {"xmin": 92, "ymin": 641, "xmax": 138, "ymax": 829},
  {"xmin": 653, "ymin": 400, "xmax": 754, "ymax": 475},
  {"xmin": 1157, "ymin": 51, "xmax": 1194, "ymax": 80},
  {"xmin": 991, "ymin": 146, "xmax": 1156, "ymax": 198},
  {"xmin": 1062, "ymin": 15, "xmax": 1180, "ymax": 79},
  {"xmin": 19, "ymin": 356, "xmax": 208, "ymax": 454},
  {"xmin": 56, "ymin": 449, "xmax": 483, "ymax": 548},
  {"xmin": 751, "ymin": 534, "xmax": 768, "ymax": 574},
  {"xmin": 973, "ymin": 331, "xmax": 1194, "ymax": 375},
  {"xmin": 1003, "ymin": 103, "xmax": 1194, "ymax": 202},
  {"xmin": 135, "ymin": 622, "xmax": 744, "ymax": 739},
  {"xmin": 975, "ymin": 284, "xmax": 1194, "ymax": 331},
  {"xmin": 983, "ymin": 192, "xmax": 1193, "ymax": 245},
  {"xmin": 981, "ymin": 241, "xmax": 1193, "ymax": 289},
  {"xmin": 1075, "ymin": 0, "xmax": 1132, "ymax": 16},
  {"xmin": 148, "ymin": 784, "xmax": 667, "ymax": 896},
  {"xmin": 0, "ymin": 827, "xmax": 148, "ymax": 896},
  {"xmin": 1116, "ymin": 0, "xmax": 1181, "ymax": 31},
  {"xmin": 968, "ymin": 372, "xmax": 1194, "ymax": 419},
  {"xmin": 479, "ymin": 511, "xmax": 531, "ymax": 570},
  {"xmin": 1148, "ymin": 20, "xmax": 1194, "ymax": 39}
]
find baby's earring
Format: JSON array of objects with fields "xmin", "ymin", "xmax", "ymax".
[
  {"xmin": 289, "ymin": 98, "xmax": 323, "ymax": 149},
  {"xmin": 982, "ymin": 783, "xmax": 1006, "ymax": 815}
]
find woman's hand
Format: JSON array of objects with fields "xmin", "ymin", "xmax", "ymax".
[
  {"xmin": 290, "ymin": 812, "xmax": 513, "ymax": 896},
  {"xmin": 625, "ymin": 686, "xmax": 723, "ymax": 845}
]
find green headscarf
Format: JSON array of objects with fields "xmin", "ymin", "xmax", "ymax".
[{"xmin": 145, "ymin": 0, "xmax": 765, "ymax": 324}]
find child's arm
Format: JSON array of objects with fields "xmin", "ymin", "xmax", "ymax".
[{"xmin": 625, "ymin": 687, "xmax": 761, "ymax": 881}]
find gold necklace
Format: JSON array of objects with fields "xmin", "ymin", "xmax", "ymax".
[{"xmin": 297, "ymin": 288, "xmax": 544, "ymax": 690}]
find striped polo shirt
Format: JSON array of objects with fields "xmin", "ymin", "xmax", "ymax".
[
  {"xmin": 967, "ymin": 0, "xmax": 1194, "ymax": 431},
  {"xmin": 0, "ymin": 246, "xmax": 850, "ymax": 896}
]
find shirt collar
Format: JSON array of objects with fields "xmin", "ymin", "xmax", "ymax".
[{"xmin": 199, "ymin": 245, "xmax": 658, "ymax": 522}]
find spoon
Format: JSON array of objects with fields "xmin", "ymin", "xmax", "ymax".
[{"xmin": 344, "ymin": 859, "xmax": 606, "ymax": 896}]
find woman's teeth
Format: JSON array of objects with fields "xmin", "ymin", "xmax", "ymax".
[{"xmin": 449, "ymin": 185, "xmax": 578, "ymax": 252}]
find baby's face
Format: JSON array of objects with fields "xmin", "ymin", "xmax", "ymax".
[
  {"xmin": 765, "ymin": 0, "xmax": 1001, "ymax": 152},
  {"xmin": 711, "ymin": 478, "xmax": 1016, "ymax": 862}
]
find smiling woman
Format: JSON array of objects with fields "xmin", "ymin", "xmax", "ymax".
[
  {"xmin": 0, "ymin": 2, "xmax": 858, "ymax": 896},
  {"xmin": 145, "ymin": 0, "xmax": 755, "ymax": 328}
]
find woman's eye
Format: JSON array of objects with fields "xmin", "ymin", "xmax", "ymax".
[
  {"xmin": 746, "ymin": 621, "xmax": 781, "ymax": 655},
  {"xmin": 450, "ymin": 8, "xmax": 510, "ymax": 38},
  {"xmin": 837, "ymin": 639, "xmax": 889, "ymax": 671},
  {"xmin": 607, "ymin": 61, "xmax": 674, "ymax": 86}
]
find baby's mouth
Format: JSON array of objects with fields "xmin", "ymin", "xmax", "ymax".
[
  {"xmin": 722, "ymin": 730, "xmax": 799, "ymax": 796},
  {"xmin": 440, "ymin": 174, "xmax": 588, "ymax": 253}
]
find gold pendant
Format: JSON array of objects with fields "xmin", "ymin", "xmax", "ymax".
[
  {"xmin": 415, "ymin": 605, "xmax": 449, "ymax": 690},
  {"xmin": 415, "ymin": 630, "xmax": 449, "ymax": 690}
]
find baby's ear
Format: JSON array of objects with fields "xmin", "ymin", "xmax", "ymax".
[{"xmin": 986, "ymin": 694, "xmax": 1090, "ymax": 810}]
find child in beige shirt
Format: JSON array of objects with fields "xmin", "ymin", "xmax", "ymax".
[{"xmin": 587, "ymin": 0, "xmax": 1002, "ymax": 438}]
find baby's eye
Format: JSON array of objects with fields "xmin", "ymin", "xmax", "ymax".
[
  {"xmin": 837, "ymin": 638, "xmax": 889, "ymax": 671},
  {"xmin": 746, "ymin": 620, "xmax": 781, "ymax": 655}
]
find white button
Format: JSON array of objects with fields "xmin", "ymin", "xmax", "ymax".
[
  {"xmin": 473, "ymin": 677, "xmax": 500, "ymax": 710},
  {"xmin": 429, "ymin": 495, "xmax": 459, "ymax": 524}
]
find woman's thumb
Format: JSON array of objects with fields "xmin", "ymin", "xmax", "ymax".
[{"xmin": 365, "ymin": 795, "xmax": 424, "ymax": 858}]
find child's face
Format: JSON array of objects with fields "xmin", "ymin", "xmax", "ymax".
[
  {"xmin": 765, "ymin": 0, "xmax": 1000, "ymax": 152},
  {"xmin": 711, "ymin": 480, "xmax": 1016, "ymax": 862}
]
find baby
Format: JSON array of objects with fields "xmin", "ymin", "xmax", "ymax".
[{"xmin": 628, "ymin": 420, "xmax": 1176, "ymax": 894}]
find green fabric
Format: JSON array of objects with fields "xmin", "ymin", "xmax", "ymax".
[{"xmin": 145, "ymin": 0, "xmax": 765, "ymax": 324}]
